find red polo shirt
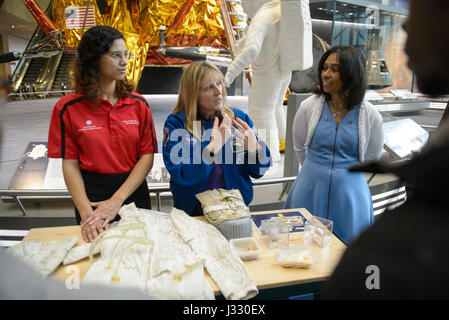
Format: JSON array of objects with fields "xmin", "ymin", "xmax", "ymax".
[{"xmin": 48, "ymin": 92, "xmax": 158, "ymax": 174}]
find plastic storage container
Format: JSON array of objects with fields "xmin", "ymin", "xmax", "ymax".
[
  {"xmin": 303, "ymin": 216, "xmax": 333, "ymax": 248},
  {"xmin": 230, "ymin": 237, "xmax": 262, "ymax": 260},
  {"xmin": 259, "ymin": 217, "xmax": 290, "ymax": 248}
]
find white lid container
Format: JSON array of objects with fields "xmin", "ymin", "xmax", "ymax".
[{"xmin": 229, "ymin": 237, "xmax": 262, "ymax": 261}]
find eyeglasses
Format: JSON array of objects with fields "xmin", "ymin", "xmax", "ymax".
[{"xmin": 108, "ymin": 51, "xmax": 133, "ymax": 60}]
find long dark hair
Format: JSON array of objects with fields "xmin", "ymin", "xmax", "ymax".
[
  {"xmin": 72, "ymin": 26, "xmax": 134, "ymax": 102},
  {"xmin": 314, "ymin": 46, "xmax": 367, "ymax": 108}
]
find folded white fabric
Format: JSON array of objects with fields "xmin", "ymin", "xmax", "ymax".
[
  {"xmin": 196, "ymin": 188, "xmax": 253, "ymax": 240},
  {"xmin": 83, "ymin": 203, "xmax": 257, "ymax": 300},
  {"xmin": 63, "ymin": 243, "xmax": 101, "ymax": 265},
  {"xmin": 83, "ymin": 203, "xmax": 215, "ymax": 300},
  {"xmin": 195, "ymin": 189, "xmax": 251, "ymax": 226},
  {"xmin": 7, "ymin": 237, "xmax": 78, "ymax": 276},
  {"xmin": 170, "ymin": 208, "xmax": 259, "ymax": 300},
  {"xmin": 147, "ymin": 210, "xmax": 214, "ymax": 299}
]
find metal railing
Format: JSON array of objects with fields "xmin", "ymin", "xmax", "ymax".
[
  {"xmin": 8, "ymin": 90, "xmax": 72, "ymax": 100},
  {"xmin": 0, "ymin": 176, "xmax": 297, "ymax": 216}
]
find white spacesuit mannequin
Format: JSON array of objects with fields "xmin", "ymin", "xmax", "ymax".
[{"xmin": 224, "ymin": 0, "xmax": 312, "ymax": 162}]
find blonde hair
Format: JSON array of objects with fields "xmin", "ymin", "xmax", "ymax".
[{"xmin": 172, "ymin": 61, "xmax": 235, "ymax": 138}]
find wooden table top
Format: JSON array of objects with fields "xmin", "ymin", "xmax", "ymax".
[{"xmin": 23, "ymin": 208, "xmax": 346, "ymax": 296}]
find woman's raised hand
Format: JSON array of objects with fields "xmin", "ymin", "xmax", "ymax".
[
  {"xmin": 207, "ymin": 113, "xmax": 233, "ymax": 154},
  {"xmin": 232, "ymin": 117, "xmax": 259, "ymax": 153}
]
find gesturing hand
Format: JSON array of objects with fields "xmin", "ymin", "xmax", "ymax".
[
  {"xmin": 207, "ymin": 113, "xmax": 233, "ymax": 154},
  {"xmin": 232, "ymin": 117, "xmax": 259, "ymax": 153}
]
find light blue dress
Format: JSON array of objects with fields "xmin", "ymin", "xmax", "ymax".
[{"xmin": 284, "ymin": 101, "xmax": 374, "ymax": 244}]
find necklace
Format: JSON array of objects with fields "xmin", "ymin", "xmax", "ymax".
[
  {"xmin": 329, "ymin": 100, "xmax": 348, "ymax": 118},
  {"xmin": 332, "ymin": 109, "xmax": 347, "ymax": 117}
]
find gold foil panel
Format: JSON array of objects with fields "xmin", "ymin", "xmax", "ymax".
[
  {"xmin": 146, "ymin": 0, "xmax": 228, "ymax": 65},
  {"xmin": 52, "ymin": 0, "xmax": 150, "ymax": 85},
  {"xmin": 137, "ymin": 0, "xmax": 227, "ymax": 65},
  {"xmin": 52, "ymin": 0, "xmax": 228, "ymax": 79}
]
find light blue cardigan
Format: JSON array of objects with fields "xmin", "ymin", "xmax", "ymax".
[{"xmin": 292, "ymin": 94, "xmax": 384, "ymax": 164}]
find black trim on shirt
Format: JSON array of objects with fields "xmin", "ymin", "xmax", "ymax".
[
  {"xmin": 130, "ymin": 94, "xmax": 149, "ymax": 108},
  {"xmin": 59, "ymin": 96, "xmax": 85, "ymax": 158},
  {"xmin": 130, "ymin": 94, "xmax": 157, "ymax": 153}
]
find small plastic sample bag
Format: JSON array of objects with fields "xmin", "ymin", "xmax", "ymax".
[{"xmin": 277, "ymin": 246, "xmax": 314, "ymax": 269}]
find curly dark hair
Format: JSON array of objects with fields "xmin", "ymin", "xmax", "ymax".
[
  {"xmin": 72, "ymin": 26, "xmax": 134, "ymax": 102},
  {"xmin": 314, "ymin": 46, "xmax": 367, "ymax": 109}
]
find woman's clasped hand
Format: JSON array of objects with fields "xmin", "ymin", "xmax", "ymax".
[{"xmin": 80, "ymin": 195, "xmax": 125, "ymax": 242}]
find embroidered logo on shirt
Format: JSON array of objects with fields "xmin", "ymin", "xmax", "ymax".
[
  {"xmin": 122, "ymin": 120, "xmax": 139, "ymax": 125},
  {"xmin": 79, "ymin": 120, "xmax": 103, "ymax": 132}
]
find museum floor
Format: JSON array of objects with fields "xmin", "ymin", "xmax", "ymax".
[{"xmin": 0, "ymin": 94, "xmax": 445, "ymax": 246}]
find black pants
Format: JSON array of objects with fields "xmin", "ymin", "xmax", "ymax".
[{"xmin": 74, "ymin": 170, "xmax": 151, "ymax": 225}]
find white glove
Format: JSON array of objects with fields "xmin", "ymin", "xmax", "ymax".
[
  {"xmin": 224, "ymin": 67, "xmax": 239, "ymax": 87},
  {"xmin": 234, "ymin": 36, "xmax": 246, "ymax": 55}
]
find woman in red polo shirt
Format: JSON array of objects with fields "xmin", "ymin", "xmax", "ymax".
[{"xmin": 48, "ymin": 26, "xmax": 158, "ymax": 242}]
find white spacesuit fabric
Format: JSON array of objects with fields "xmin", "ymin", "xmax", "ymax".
[
  {"xmin": 148, "ymin": 211, "xmax": 214, "ymax": 300},
  {"xmin": 195, "ymin": 188, "xmax": 250, "ymax": 226},
  {"xmin": 280, "ymin": 0, "xmax": 313, "ymax": 71},
  {"xmin": 7, "ymin": 237, "xmax": 78, "ymax": 277},
  {"xmin": 63, "ymin": 242, "xmax": 101, "ymax": 265},
  {"xmin": 224, "ymin": 0, "xmax": 312, "ymax": 162},
  {"xmin": 170, "ymin": 208, "xmax": 259, "ymax": 300},
  {"xmin": 83, "ymin": 203, "xmax": 257, "ymax": 300},
  {"xmin": 82, "ymin": 203, "xmax": 214, "ymax": 300}
]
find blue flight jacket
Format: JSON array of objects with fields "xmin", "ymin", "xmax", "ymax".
[{"xmin": 162, "ymin": 108, "xmax": 272, "ymax": 214}]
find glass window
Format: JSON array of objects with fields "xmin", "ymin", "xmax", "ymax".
[{"xmin": 309, "ymin": 0, "xmax": 412, "ymax": 93}]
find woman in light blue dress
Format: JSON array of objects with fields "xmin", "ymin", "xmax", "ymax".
[{"xmin": 284, "ymin": 46, "xmax": 384, "ymax": 244}]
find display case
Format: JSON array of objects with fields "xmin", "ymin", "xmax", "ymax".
[{"xmin": 308, "ymin": 0, "xmax": 410, "ymax": 94}]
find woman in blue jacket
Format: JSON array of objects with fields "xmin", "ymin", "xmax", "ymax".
[{"xmin": 163, "ymin": 61, "xmax": 272, "ymax": 215}]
